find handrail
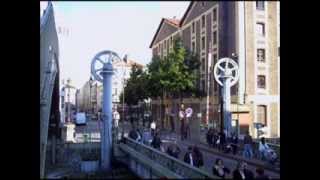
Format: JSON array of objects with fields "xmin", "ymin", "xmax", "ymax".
[
  {"xmin": 118, "ymin": 144, "xmax": 182, "ymax": 179},
  {"xmin": 123, "ymin": 137, "xmax": 220, "ymax": 179}
]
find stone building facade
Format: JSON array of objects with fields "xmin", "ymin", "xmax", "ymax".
[{"xmin": 149, "ymin": 1, "xmax": 280, "ymax": 138}]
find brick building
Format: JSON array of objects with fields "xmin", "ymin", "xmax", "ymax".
[{"xmin": 149, "ymin": 1, "xmax": 280, "ymax": 138}]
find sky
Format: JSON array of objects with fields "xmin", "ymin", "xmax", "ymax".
[{"xmin": 41, "ymin": 1, "xmax": 190, "ymax": 90}]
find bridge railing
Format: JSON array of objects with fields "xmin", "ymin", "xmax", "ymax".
[{"xmin": 122, "ymin": 137, "xmax": 220, "ymax": 179}]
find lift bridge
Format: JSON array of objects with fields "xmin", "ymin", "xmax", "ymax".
[{"xmin": 40, "ymin": 2, "xmax": 279, "ymax": 179}]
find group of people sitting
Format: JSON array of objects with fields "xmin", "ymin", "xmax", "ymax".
[
  {"xmin": 206, "ymin": 129, "xmax": 278, "ymax": 165},
  {"xmin": 213, "ymin": 159, "xmax": 270, "ymax": 179},
  {"xmin": 206, "ymin": 128, "xmax": 239, "ymax": 155}
]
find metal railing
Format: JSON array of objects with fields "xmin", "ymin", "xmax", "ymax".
[{"xmin": 122, "ymin": 137, "xmax": 220, "ymax": 179}]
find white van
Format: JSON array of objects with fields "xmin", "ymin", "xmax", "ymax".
[{"xmin": 76, "ymin": 112, "xmax": 87, "ymax": 125}]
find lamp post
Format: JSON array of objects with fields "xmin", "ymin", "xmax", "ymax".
[{"xmin": 232, "ymin": 53, "xmax": 239, "ymax": 135}]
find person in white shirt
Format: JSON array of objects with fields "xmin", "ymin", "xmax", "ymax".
[
  {"xmin": 179, "ymin": 103, "xmax": 186, "ymax": 140},
  {"xmin": 259, "ymin": 137, "xmax": 277, "ymax": 164},
  {"xmin": 150, "ymin": 121, "xmax": 156, "ymax": 137}
]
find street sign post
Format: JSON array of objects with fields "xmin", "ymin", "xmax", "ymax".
[
  {"xmin": 91, "ymin": 50, "xmax": 122, "ymax": 171},
  {"xmin": 214, "ymin": 58, "xmax": 239, "ymax": 137}
]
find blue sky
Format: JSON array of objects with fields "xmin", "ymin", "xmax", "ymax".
[{"xmin": 41, "ymin": 1, "xmax": 190, "ymax": 90}]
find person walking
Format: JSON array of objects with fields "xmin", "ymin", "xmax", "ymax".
[
  {"xmin": 206, "ymin": 128, "xmax": 214, "ymax": 147},
  {"xmin": 179, "ymin": 103, "xmax": 186, "ymax": 141},
  {"xmin": 170, "ymin": 105, "xmax": 176, "ymax": 133},
  {"xmin": 243, "ymin": 131, "xmax": 254, "ymax": 159},
  {"xmin": 165, "ymin": 104, "xmax": 169, "ymax": 130},
  {"xmin": 185, "ymin": 106, "xmax": 193, "ymax": 140},
  {"xmin": 218, "ymin": 130, "xmax": 226, "ymax": 152},
  {"xmin": 230, "ymin": 132, "xmax": 239, "ymax": 155},
  {"xmin": 212, "ymin": 158, "xmax": 230, "ymax": 178},
  {"xmin": 150, "ymin": 120, "xmax": 156, "ymax": 137},
  {"xmin": 184, "ymin": 146, "xmax": 195, "ymax": 167}
]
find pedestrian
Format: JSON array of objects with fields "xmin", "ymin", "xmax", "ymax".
[
  {"xmin": 170, "ymin": 105, "xmax": 175, "ymax": 133},
  {"xmin": 255, "ymin": 167, "xmax": 270, "ymax": 179},
  {"xmin": 185, "ymin": 106, "xmax": 193, "ymax": 140},
  {"xmin": 212, "ymin": 158, "xmax": 230, "ymax": 178},
  {"xmin": 218, "ymin": 130, "xmax": 226, "ymax": 152},
  {"xmin": 243, "ymin": 131, "xmax": 254, "ymax": 159},
  {"xmin": 165, "ymin": 104, "xmax": 169, "ymax": 130},
  {"xmin": 230, "ymin": 132, "xmax": 239, "ymax": 155},
  {"xmin": 183, "ymin": 146, "xmax": 195, "ymax": 167},
  {"xmin": 136, "ymin": 128, "xmax": 142, "ymax": 143},
  {"xmin": 193, "ymin": 145, "xmax": 204, "ymax": 169},
  {"xmin": 142, "ymin": 128, "xmax": 152, "ymax": 145},
  {"xmin": 150, "ymin": 120, "xmax": 156, "ymax": 137},
  {"xmin": 151, "ymin": 132, "xmax": 162, "ymax": 150},
  {"xmin": 206, "ymin": 128, "xmax": 214, "ymax": 147},
  {"xmin": 213, "ymin": 129, "xmax": 219, "ymax": 148},
  {"xmin": 259, "ymin": 137, "xmax": 277, "ymax": 164},
  {"xmin": 179, "ymin": 103, "xmax": 186, "ymax": 141}
]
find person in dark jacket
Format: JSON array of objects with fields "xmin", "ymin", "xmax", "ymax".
[
  {"xmin": 218, "ymin": 131, "xmax": 226, "ymax": 151},
  {"xmin": 212, "ymin": 158, "xmax": 230, "ymax": 178},
  {"xmin": 230, "ymin": 132, "xmax": 239, "ymax": 155},
  {"xmin": 255, "ymin": 167, "xmax": 270, "ymax": 179},
  {"xmin": 184, "ymin": 146, "xmax": 195, "ymax": 167},
  {"xmin": 128, "ymin": 127, "xmax": 138, "ymax": 140},
  {"xmin": 193, "ymin": 146, "xmax": 204, "ymax": 168},
  {"xmin": 233, "ymin": 161, "xmax": 246, "ymax": 180},
  {"xmin": 233, "ymin": 162, "xmax": 254, "ymax": 180},
  {"xmin": 243, "ymin": 131, "xmax": 254, "ymax": 159},
  {"xmin": 151, "ymin": 132, "xmax": 162, "ymax": 150},
  {"xmin": 206, "ymin": 128, "xmax": 214, "ymax": 147}
]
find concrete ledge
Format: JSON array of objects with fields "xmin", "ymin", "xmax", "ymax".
[{"xmin": 119, "ymin": 143, "xmax": 182, "ymax": 179}]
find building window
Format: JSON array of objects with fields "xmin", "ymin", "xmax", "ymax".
[
  {"xmin": 202, "ymin": 37, "xmax": 205, "ymax": 50},
  {"xmin": 192, "ymin": 41, "xmax": 196, "ymax": 53},
  {"xmin": 256, "ymin": 1, "xmax": 265, "ymax": 11},
  {"xmin": 213, "ymin": 31, "xmax": 217, "ymax": 45},
  {"xmin": 257, "ymin": 49, "xmax": 265, "ymax": 62},
  {"xmin": 256, "ymin": 23, "xmax": 265, "ymax": 36},
  {"xmin": 213, "ymin": 8, "xmax": 217, "ymax": 22},
  {"xmin": 257, "ymin": 75, "xmax": 266, "ymax": 89},
  {"xmin": 202, "ymin": 15, "xmax": 205, "ymax": 28},
  {"xmin": 257, "ymin": 105, "xmax": 267, "ymax": 126},
  {"xmin": 192, "ymin": 22, "xmax": 195, "ymax": 33},
  {"xmin": 170, "ymin": 36, "xmax": 173, "ymax": 46},
  {"xmin": 164, "ymin": 40, "xmax": 166, "ymax": 50},
  {"xmin": 201, "ymin": 2, "xmax": 205, "ymax": 7}
]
